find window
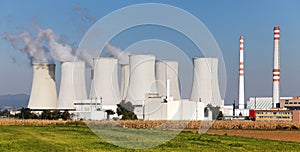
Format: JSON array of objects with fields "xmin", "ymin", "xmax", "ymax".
[{"xmin": 285, "ymin": 100, "xmax": 289, "ymax": 104}]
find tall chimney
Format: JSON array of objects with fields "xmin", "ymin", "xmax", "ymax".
[
  {"xmin": 273, "ymin": 26, "xmax": 280, "ymax": 108},
  {"xmin": 238, "ymin": 36, "xmax": 245, "ymax": 109}
]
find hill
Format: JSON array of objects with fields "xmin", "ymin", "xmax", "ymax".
[{"xmin": 0, "ymin": 94, "xmax": 29, "ymax": 110}]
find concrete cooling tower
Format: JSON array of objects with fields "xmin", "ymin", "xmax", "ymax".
[
  {"xmin": 126, "ymin": 55, "xmax": 157, "ymax": 105},
  {"xmin": 57, "ymin": 61, "xmax": 87, "ymax": 109},
  {"xmin": 155, "ymin": 61, "xmax": 181, "ymax": 100},
  {"xmin": 190, "ymin": 58, "xmax": 222, "ymax": 106},
  {"xmin": 120, "ymin": 64, "xmax": 129, "ymax": 100},
  {"xmin": 28, "ymin": 64, "xmax": 58, "ymax": 109},
  {"xmin": 89, "ymin": 58, "xmax": 121, "ymax": 106}
]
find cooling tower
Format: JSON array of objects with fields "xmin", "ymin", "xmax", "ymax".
[
  {"xmin": 155, "ymin": 61, "xmax": 181, "ymax": 100},
  {"xmin": 190, "ymin": 58, "xmax": 222, "ymax": 106},
  {"xmin": 89, "ymin": 58, "xmax": 121, "ymax": 106},
  {"xmin": 57, "ymin": 61, "xmax": 87, "ymax": 109},
  {"xmin": 28, "ymin": 64, "xmax": 58, "ymax": 109},
  {"xmin": 120, "ymin": 64, "xmax": 129, "ymax": 100},
  {"xmin": 126, "ymin": 55, "xmax": 156, "ymax": 105},
  {"xmin": 238, "ymin": 36, "xmax": 245, "ymax": 109},
  {"xmin": 272, "ymin": 26, "xmax": 280, "ymax": 108}
]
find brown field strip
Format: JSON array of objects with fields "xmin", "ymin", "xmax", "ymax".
[{"xmin": 206, "ymin": 130, "xmax": 300, "ymax": 142}]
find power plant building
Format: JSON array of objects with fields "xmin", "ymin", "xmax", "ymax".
[
  {"xmin": 126, "ymin": 55, "xmax": 157, "ymax": 105},
  {"xmin": 190, "ymin": 58, "xmax": 222, "ymax": 107},
  {"xmin": 155, "ymin": 61, "xmax": 181, "ymax": 101},
  {"xmin": 57, "ymin": 61, "xmax": 87, "ymax": 110},
  {"xmin": 89, "ymin": 58, "xmax": 121, "ymax": 113},
  {"xmin": 28, "ymin": 64, "xmax": 58, "ymax": 110}
]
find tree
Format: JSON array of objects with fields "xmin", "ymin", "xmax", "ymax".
[
  {"xmin": 52, "ymin": 110, "xmax": 61, "ymax": 120},
  {"xmin": 61, "ymin": 110, "xmax": 71, "ymax": 120},
  {"xmin": 41, "ymin": 110, "xmax": 52, "ymax": 119},
  {"xmin": 122, "ymin": 111, "xmax": 137, "ymax": 120},
  {"xmin": 116, "ymin": 101, "xmax": 137, "ymax": 120},
  {"xmin": 217, "ymin": 111, "xmax": 224, "ymax": 120},
  {"xmin": 1, "ymin": 109, "xmax": 10, "ymax": 118},
  {"xmin": 105, "ymin": 109, "xmax": 115, "ymax": 120},
  {"xmin": 17, "ymin": 107, "xmax": 38, "ymax": 119}
]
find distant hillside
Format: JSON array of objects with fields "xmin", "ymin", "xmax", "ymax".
[{"xmin": 0, "ymin": 94, "xmax": 29, "ymax": 110}]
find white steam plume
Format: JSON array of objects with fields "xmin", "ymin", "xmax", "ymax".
[
  {"xmin": 3, "ymin": 31, "xmax": 49, "ymax": 63},
  {"xmin": 73, "ymin": 4, "xmax": 96, "ymax": 24},
  {"xmin": 76, "ymin": 50, "xmax": 93, "ymax": 68},
  {"xmin": 104, "ymin": 43, "xmax": 130, "ymax": 64},
  {"xmin": 3, "ymin": 27, "xmax": 75, "ymax": 63}
]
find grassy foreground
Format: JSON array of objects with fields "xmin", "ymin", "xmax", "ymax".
[{"xmin": 0, "ymin": 125, "xmax": 300, "ymax": 151}]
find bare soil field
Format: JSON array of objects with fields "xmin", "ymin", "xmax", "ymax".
[{"xmin": 206, "ymin": 130, "xmax": 300, "ymax": 142}]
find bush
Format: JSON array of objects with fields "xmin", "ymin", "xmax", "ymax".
[{"xmin": 121, "ymin": 111, "xmax": 137, "ymax": 120}]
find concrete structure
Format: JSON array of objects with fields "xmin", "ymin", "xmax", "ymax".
[
  {"xmin": 247, "ymin": 97, "xmax": 292, "ymax": 110},
  {"xmin": 273, "ymin": 26, "xmax": 280, "ymax": 108},
  {"xmin": 155, "ymin": 61, "xmax": 181, "ymax": 101},
  {"xmin": 255, "ymin": 110, "xmax": 293, "ymax": 121},
  {"xmin": 138, "ymin": 94, "xmax": 205, "ymax": 120},
  {"xmin": 57, "ymin": 61, "xmax": 87, "ymax": 110},
  {"xmin": 238, "ymin": 36, "xmax": 245, "ymax": 109},
  {"xmin": 120, "ymin": 64, "xmax": 129, "ymax": 100},
  {"xmin": 222, "ymin": 105, "xmax": 234, "ymax": 116},
  {"xmin": 126, "ymin": 55, "xmax": 157, "ymax": 105},
  {"xmin": 280, "ymin": 96, "xmax": 300, "ymax": 110},
  {"xmin": 190, "ymin": 58, "xmax": 222, "ymax": 107},
  {"xmin": 89, "ymin": 58, "xmax": 121, "ymax": 106},
  {"xmin": 28, "ymin": 64, "xmax": 58, "ymax": 109},
  {"xmin": 73, "ymin": 99, "xmax": 118, "ymax": 120}
]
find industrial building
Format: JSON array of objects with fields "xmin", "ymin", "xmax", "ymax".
[
  {"xmin": 250, "ymin": 109, "xmax": 300, "ymax": 122},
  {"xmin": 28, "ymin": 64, "xmax": 58, "ymax": 110},
  {"xmin": 280, "ymin": 96, "xmax": 300, "ymax": 110},
  {"xmin": 57, "ymin": 61, "xmax": 87, "ymax": 110},
  {"xmin": 27, "ymin": 26, "xmax": 296, "ymax": 121},
  {"xmin": 27, "ymin": 54, "xmax": 222, "ymax": 120}
]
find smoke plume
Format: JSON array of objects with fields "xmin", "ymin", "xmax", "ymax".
[
  {"xmin": 104, "ymin": 43, "xmax": 130, "ymax": 64},
  {"xmin": 76, "ymin": 50, "xmax": 93, "ymax": 68},
  {"xmin": 73, "ymin": 4, "xmax": 96, "ymax": 24},
  {"xmin": 3, "ymin": 27, "xmax": 75, "ymax": 63}
]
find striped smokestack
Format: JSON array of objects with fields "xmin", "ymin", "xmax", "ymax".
[
  {"xmin": 272, "ymin": 26, "xmax": 280, "ymax": 108},
  {"xmin": 238, "ymin": 36, "xmax": 245, "ymax": 109}
]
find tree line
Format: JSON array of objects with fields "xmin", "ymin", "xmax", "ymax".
[{"xmin": 0, "ymin": 108, "xmax": 72, "ymax": 120}]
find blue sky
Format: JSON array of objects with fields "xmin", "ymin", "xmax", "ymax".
[{"xmin": 0, "ymin": 1, "xmax": 300, "ymax": 104}]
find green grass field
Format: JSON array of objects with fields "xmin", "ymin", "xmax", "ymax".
[{"xmin": 0, "ymin": 125, "xmax": 300, "ymax": 152}]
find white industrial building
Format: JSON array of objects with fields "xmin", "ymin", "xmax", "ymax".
[
  {"xmin": 28, "ymin": 64, "xmax": 58, "ymax": 110},
  {"xmin": 57, "ymin": 61, "xmax": 87, "ymax": 110},
  {"xmin": 247, "ymin": 97, "xmax": 293, "ymax": 110},
  {"xmin": 27, "ymin": 54, "xmax": 224, "ymax": 121},
  {"xmin": 190, "ymin": 58, "xmax": 222, "ymax": 107}
]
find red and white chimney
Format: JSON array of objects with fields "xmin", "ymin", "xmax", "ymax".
[
  {"xmin": 238, "ymin": 36, "xmax": 245, "ymax": 109},
  {"xmin": 273, "ymin": 26, "xmax": 280, "ymax": 108}
]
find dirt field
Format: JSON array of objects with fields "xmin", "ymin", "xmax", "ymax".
[{"xmin": 206, "ymin": 130, "xmax": 300, "ymax": 142}]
